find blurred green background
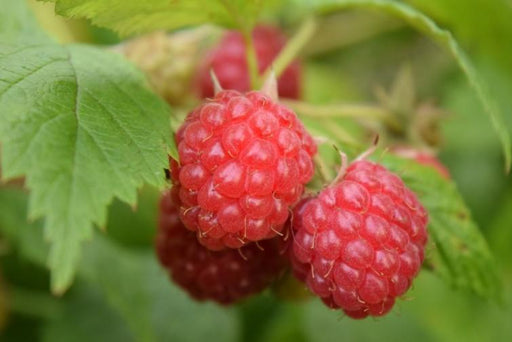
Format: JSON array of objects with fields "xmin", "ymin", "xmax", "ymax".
[{"xmin": 1, "ymin": 0, "xmax": 512, "ymax": 341}]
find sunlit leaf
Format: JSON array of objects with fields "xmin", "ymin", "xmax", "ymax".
[
  {"xmin": 0, "ymin": 43, "xmax": 173, "ymax": 293},
  {"xmin": 0, "ymin": 0, "xmax": 52, "ymax": 44},
  {"xmin": 43, "ymin": 0, "xmax": 268, "ymax": 35}
]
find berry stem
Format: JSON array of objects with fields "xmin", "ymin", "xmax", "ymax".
[
  {"xmin": 260, "ymin": 70, "xmax": 279, "ymax": 101},
  {"xmin": 283, "ymin": 100, "xmax": 402, "ymax": 131},
  {"xmin": 331, "ymin": 147, "xmax": 348, "ymax": 185},
  {"xmin": 355, "ymin": 135, "xmax": 379, "ymax": 161},
  {"xmin": 261, "ymin": 17, "xmax": 317, "ymax": 80},
  {"xmin": 210, "ymin": 69, "xmax": 224, "ymax": 95},
  {"xmin": 242, "ymin": 28, "xmax": 260, "ymax": 89}
]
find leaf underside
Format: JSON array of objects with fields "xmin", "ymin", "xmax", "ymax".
[{"xmin": 44, "ymin": 0, "xmax": 265, "ymax": 35}]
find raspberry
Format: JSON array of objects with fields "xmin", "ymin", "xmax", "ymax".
[
  {"xmin": 391, "ymin": 146, "xmax": 450, "ymax": 179},
  {"xmin": 290, "ymin": 160, "xmax": 428, "ymax": 319},
  {"xmin": 117, "ymin": 29, "xmax": 209, "ymax": 105},
  {"xmin": 156, "ymin": 188, "xmax": 288, "ymax": 305},
  {"xmin": 196, "ymin": 25, "xmax": 301, "ymax": 99},
  {"xmin": 173, "ymin": 89, "xmax": 316, "ymax": 250}
]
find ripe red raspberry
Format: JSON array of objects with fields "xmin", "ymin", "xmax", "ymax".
[
  {"xmin": 196, "ymin": 25, "xmax": 301, "ymax": 99},
  {"xmin": 391, "ymin": 146, "xmax": 450, "ymax": 179},
  {"xmin": 290, "ymin": 160, "xmax": 428, "ymax": 319},
  {"xmin": 156, "ymin": 188, "xmax": 288, "ymax": 305},
  {"xmin": 173, "ymin": 89, "xmax": 316, "ymax": 250}
]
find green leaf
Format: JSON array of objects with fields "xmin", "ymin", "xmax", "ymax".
[
  {"xmin": 43, "ymin": 0, "xmax": 267, "ymax": 36},
  {"xmin": 0, "ymin": 187, "xmax": 48, "ymax": 266},
  {"xmin": 303, "ymin": 297, "xmax": 432, "ymax": 341},
  {"xmin": 105, "ymin": 186, "xmax": 159, "ymax": 248},
  {"xmin": 489, "ymin": 186, "xmax": 512, "ymax": 268},
  {"xmin": 310, "ymin": 0, "xmax": 511, "ymax": 171},
  {"xmin": 0, "ymin": 43, "xmax": 173, "ymax": 293},
  {"xmin": 407, "ymin": 272, "xmax": 512, "ymax": 342},
  {"xmin": 377, "ymin": 153, "xmax": 502, "ymax": 301},
  {"xmin": 404, "ymin": 0, "xmax": 512, "ymax": 73},
  {"xmin": 42, "ymin": 284, "xmax": 134, "ymax": 342},
  {"xmin": 0, "ymin": 0, "xmax": 52, "ymax": 44},
  {"xmin": 78, "ymin": 236, "xmax": 239, "ymax": 342},
  {"xmin": 1, "ymin": 186, "xmax": 238, "ymax": 341},
  {"xmin": 440, "ymin": 69, "xmax": 509, "ymax": 223}
]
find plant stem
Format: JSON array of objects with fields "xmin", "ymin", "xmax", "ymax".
[
  {"xmin": 242, "ymin": 28, "xmax": 260, "ymax": 89},
  {"xmin": 320, "ymin": 121, "xmax": 364, "ymax": 148},
  {"xmin": 261, "ymin": 17, "xmax": 317, "ymax": 80},
  {"xmin": 283, "ymin": 100, "xmax": 402, "ymax": 131}
]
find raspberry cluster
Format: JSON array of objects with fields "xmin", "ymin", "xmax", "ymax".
[
  {"xmin": 196, "ymin": 25, "xmax": 301, "ymax": 99},
  {"xmin": 173, "ymin": 89, "xmax": 316, "ymax": 250},
  {"xmin": 156, "ymin": 23, "xmax": 429, "ymax": 318},
  {"xmin": 156, "ymin": 187, "xmax": 288, "ymax": 305},
  {"xmin": 290, "ymin": 160, "xmax": 428, "ymax": 319}
]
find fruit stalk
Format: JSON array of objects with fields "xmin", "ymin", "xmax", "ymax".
[
  {"xmin": 242, "ymin": 28, "xmax": 260, "ymax": 89},
  {"xmin": 261, "ymin": 17, "xmax": 317, "ymax": 80},
  {"xmin": 283, "ymin": 100, "xmax": 402, "ymax": 131}
]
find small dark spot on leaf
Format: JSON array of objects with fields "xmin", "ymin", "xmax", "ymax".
[{"xmin": 457, "ymin": 211, "xmax": 468, "ymax": 220}]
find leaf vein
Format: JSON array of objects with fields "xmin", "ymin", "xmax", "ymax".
[{"xmin": 0, "ymin": 57, "xmax": 63, "ymax": 99}]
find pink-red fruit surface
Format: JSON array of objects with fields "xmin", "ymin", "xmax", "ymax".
[
  {"xmin": 290, "ymin": 160, "xmax": 428, "ymax": 319},
  {"xmin": 173, "ymin": 90, "xmax": 316, "ymax": 250},
  {"xmin": 156, "ymin": 188, "xmax": 288, "ymax": 305},
  {"xmin": 197, "ymin": 25, "xmax": 301, "ymax": 99}
]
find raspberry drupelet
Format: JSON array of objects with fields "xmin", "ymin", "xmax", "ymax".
[
  {"xmin": 172, "ymin": 89, "xmax": 316, "ymax": 250},
  {"xmin": 156, "ymin": 187, "xmax": 289, "ymax": 305},
  {"xmin": 290, "ymin": 159, "xmax": 428, "ymax": 319}
]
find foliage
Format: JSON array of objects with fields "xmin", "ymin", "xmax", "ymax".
[
  {"xmin": 0, "ymin": 1, "xmax": 174, "ymax": 292},
  {"xmin": 1, "ymin": 0, "xmax": 512, "ymax": 340},
  {"xmin": 44, "ymin": 0, "xmax": 267, "ymax": 35}
]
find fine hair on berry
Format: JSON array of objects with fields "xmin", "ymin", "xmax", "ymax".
[
  {"xmin": 172, "ymin": 89, "xmax": 316, "ymax": 250},
  {"xmin": 156, "ymin": 188, "xmax": 289, "ymax": 305},
  {"xmin": 290, "ymin": 160, "xmax": 428, "ymax": 319}
]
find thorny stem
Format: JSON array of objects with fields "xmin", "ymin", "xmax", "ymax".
[
  {"xmin": 261, "ymin": 17, "xmax": 317, "ymax": 80},
  {"xmin": 283, "ymin": 100, "xmax": 402, "ymax": 132}
]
